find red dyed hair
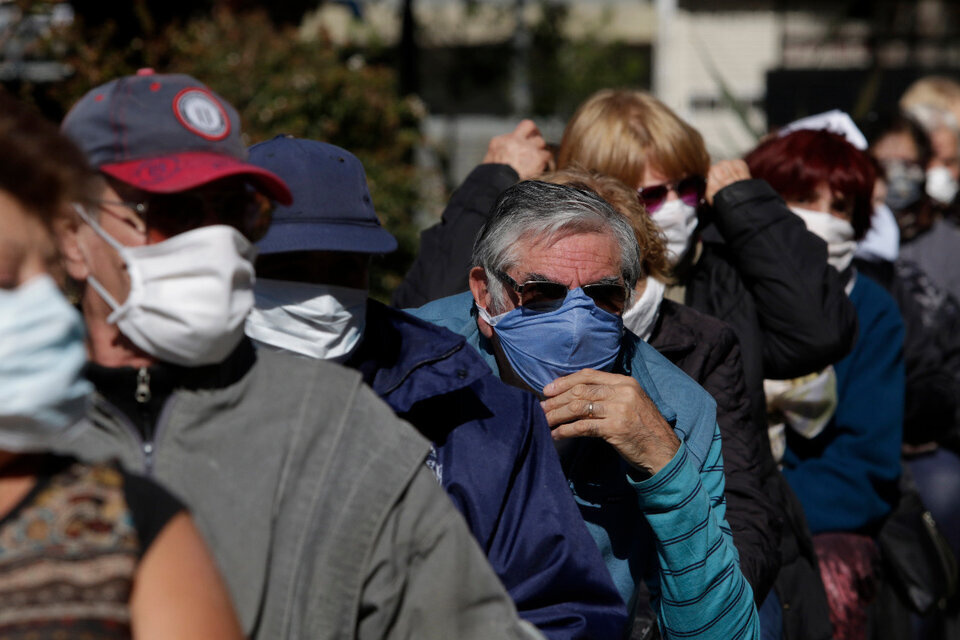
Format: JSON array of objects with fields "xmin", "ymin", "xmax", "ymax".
[{"xmin": 745, "ymin": 129, "xmax": 876, "ymax": 240}]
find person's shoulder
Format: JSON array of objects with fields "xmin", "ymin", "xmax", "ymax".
[
  {"xmin": 371, "ymin": 298, "xmax": 469, "ymax": 345},
  {"xmin": 257, "ymin": 347, "xmax": 430, "ymax": 466},
  {"xmin": 714, "ymin": 177, "xmax": 779, "ymax": 203},
  {"xmin": 464, "ymin": 371, "xmax": 542, "ymax": 442},
  {"xmin": 686, "ymin": 241, "xmax": 742, "ymax": 301},
  {"xmin": 660, "ymin": 299, "xmax": 738, "ymax": 346},
  {"xmin": 627, "ymin": 331, "xmax": 713, "ymax": 399},
  {"xmin": 623, "ymin": 332, "xmax": 718, "ymax": 466},
  {"xmin": 383, "ymin": 300, "xmax": 537, "ymax": 441},
  {"xmin": 371, "ymin": 302, "xmax": 540, "ymax": 456},
  {"xmin": 457, "ymin": 162, "xmax": 521, "ymax": 195},
  {"xmin": 849, "ymin": 274, "xmax": 905, "ymax": 356},
  {"xmin": 252, "ymin": 348, "xmax": 389, "ymax": 429},
  {"xmin": 255, "ymin": 346, "xmax": 365, "ymax": 390},
  {"xmin": 407, "ymin": 291, "xmax": 475, "ymax": 322},
  {"xmin": 902, "ymin": 218, "xmax": 960, "ymax": 254},
  {"xmin": 934, "ymin": 217, "xmax": 960, "ymax": 240},
  {"xmin": 632, "ymin": 337, "xmax": 717, "ymax": 418},
  {"xmin": 852, "ymin": 273, "xmax": 903, "ymax": 326}
]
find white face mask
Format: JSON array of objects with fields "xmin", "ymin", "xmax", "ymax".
[
  {"xmin": 621, "ymin": 276, "xmax": 666, "ymax": 342},
  {"xmin": 790, "ymin": 207, "xmax": 857, "ymax": 273},
  {"xmin": 926, "ymin": 166, "xmax": 959, "ymax": 205},
  {"xmin": 246, "ymin": 278, "xmax": 367, "ymax": 362},
  {"xmin": 649, "ymin": 199, "xmax": 698, "ymax": 264},
  {"xmin": 0, "ymin": 275, "xmax": 92, "ymax": 451},
  {"xmin": 75, "ymin": 205, "xmax": 256, "ymax": 366}
]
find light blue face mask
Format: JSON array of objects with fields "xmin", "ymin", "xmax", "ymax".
[
  {"xmin": 0, "ymin": 275, "xmax": 92, "ymax": 452},
  {"xmin": 479, "ymin": 288, "xmax": 623, "ymax": 394}
]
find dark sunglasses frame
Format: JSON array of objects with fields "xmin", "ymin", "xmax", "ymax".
[
  {"xmin": 95, "ymin": 189, "xmax": 275, "ymax": 242},
  {"xmin": 494, "ymin": 270, "xmax": 628, "ymax": 314},
  {"xmin": 637, "ymin": 175, "xmax": 706, "ymax": 214}
]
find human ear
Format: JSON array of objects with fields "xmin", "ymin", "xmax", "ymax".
[
  {"xmin": 55, "ymin": 211, "xmax": 90, "ymax": 282},
  {"xmin": 468, "ymin": 266, "xmax": 495, "ymax": 339}
]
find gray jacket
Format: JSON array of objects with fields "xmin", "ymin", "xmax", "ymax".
[{"xmin": 63, "ymin": 347, "xmax": 542, "ymax": 640}]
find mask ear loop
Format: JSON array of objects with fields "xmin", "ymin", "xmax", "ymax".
[
  {"xmin": 72, "ymin": 203, "xmax": 128, "ymax": 254},
  {"xmin": 477, "ymin": 304, "xmax": 508, "ymax": 327},
  {"xmin": 71, "ymin": 203, "xmax": 126, "ymax": 312}
]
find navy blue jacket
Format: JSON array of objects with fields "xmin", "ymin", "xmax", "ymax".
[
  {"xmin": 781, "ymin": 275, "xmax": 904, "ymax": 534},
  {"xmin": 346, "ymin": 300, "xmax": 628, "ymax": 640}
]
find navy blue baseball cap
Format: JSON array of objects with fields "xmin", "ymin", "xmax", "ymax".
[
  {"xmin": 248, "ymin": 135, "xmax": 397, "ymax": 255},
  {"xmin": 62, "ymin": 69, "xmax": 292, "ymax": 205}
]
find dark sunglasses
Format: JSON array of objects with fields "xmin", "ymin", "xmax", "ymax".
[
  {"xmin": 495, "ymin": 270, "xmax": 628, "ymax": 314},
  {"xmin": 637, "ymin": 175, "xmax": 706, "ymax": 214},
  {"xmin": 97, "ymin": 189, "xmax": 275, "ymax": 242}
]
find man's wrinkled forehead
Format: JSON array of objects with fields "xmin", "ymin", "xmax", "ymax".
[{"xmin": 505, "ymin": 228, "xmax": 622, "ymax": 281}]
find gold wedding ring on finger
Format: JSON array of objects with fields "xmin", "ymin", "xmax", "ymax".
[{"xmin": 587, "ymin": 402, "xmax": 595, "ymax": 418}]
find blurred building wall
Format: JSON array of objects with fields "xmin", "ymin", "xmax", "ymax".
[{"xmin": 302, "ymin": 0, "xmax": 960, "ymax": 194}]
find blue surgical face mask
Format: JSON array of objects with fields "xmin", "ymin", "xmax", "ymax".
[
  {"xmin": 478, "ymin": 288, "xmax": 623, "ymax": 393},
  {"xmin": 0, "ymin": 275, "xmax": 92, "ymax": 452}
]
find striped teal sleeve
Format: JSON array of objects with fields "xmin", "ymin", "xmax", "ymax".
[{"xmin": 632, "ymin": 433, "xmax": 759, "ymax": 640}]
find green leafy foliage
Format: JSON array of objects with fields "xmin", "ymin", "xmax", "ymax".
[
  {"xmin": 529, "ymin": 2, "xmax": 650, "ymax": 118},
  {"xmin": 37, "ymin": 8, "xmax": 424, "ymax": 301}
]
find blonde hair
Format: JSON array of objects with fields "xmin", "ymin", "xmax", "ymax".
[
  {"xmin": 900, "ymin": 76, "xmax": 960, "ymax": 132},
  {"xmin": 556, "ymin": 89, "xmax": 711, "ymax": 188},
  {"xmin": 539, "ymin": 167, "xmax": 672, "ymax": 283}
]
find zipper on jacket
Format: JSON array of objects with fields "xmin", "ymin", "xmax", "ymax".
[
  {"xmin": 135, "ymin": 366, "xmax": 155, "ymax": 472},
  {"xmin": 135, "ymin": 367, "xmax": 152, "ymax": 403}
]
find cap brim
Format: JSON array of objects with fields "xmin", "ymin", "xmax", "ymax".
[
  {"xmin": 256, "ymin": 220, "xmax": 398, "ymax": 255},
  {"xmin": 100, "ymin": 151, "xmax": 293, "ymax": 205}
]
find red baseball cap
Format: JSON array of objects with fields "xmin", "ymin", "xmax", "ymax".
[{"xmin": 62, "ymin": 70, "xmax": 292, "ymax": 205}]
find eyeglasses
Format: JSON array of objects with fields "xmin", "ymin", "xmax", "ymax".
[
  {"xmin": 494, "ymin": 270, "xmax": 628, "ymax": 314},
  {"xmin": 94, "ymin": 188, "xmax": 275, "ymax": 242},
  {"xmin": 637, "ymin": 175, "xmax": 706, "ymax": 214}
]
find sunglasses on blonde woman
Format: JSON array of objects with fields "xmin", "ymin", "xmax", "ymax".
[{"xmin": 637, "ymin": 175, "xmax": 706, "ymax": 214}]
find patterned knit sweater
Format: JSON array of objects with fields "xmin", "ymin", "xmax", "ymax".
[{"xmin": 0, "ymin": 456, "xmax": 182, "ymax": 638}]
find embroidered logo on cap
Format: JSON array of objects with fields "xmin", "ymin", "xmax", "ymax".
[{"xmin": 173, "ymin": 88, "xmax": 231, "ymax": 141}]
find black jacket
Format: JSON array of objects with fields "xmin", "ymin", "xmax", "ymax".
[
  {"xmin": 392, "ymin": 164, "xmax": 518, "ymax": 308},
  {"xmin": 855, "ymin": 258, "xmax": 960, "ymax": 450},
  {"xmin": 688, "ymin": 179, "xmax": 859, "ymax": 425}
]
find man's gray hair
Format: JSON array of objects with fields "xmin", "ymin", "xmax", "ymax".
[{"xmin": 472, "ymin": 180, "xmax": 642, "ymax": 313}]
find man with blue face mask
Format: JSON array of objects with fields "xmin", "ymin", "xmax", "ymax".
[
  {"xmin": 409, "ymin": 181, "xmax": 760, "ymax": 639},
  {"xmin": 54, "ymin": 71, "xmax": 546, "ymax": 640},
  {"xmin": 245, "ymin": 135, "xmax": 629, "ymax": 640}
]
